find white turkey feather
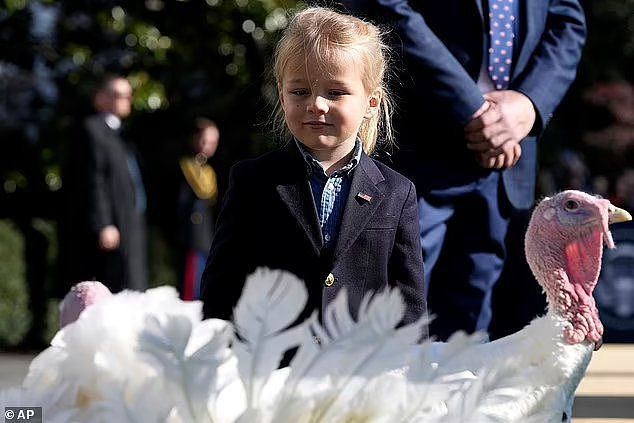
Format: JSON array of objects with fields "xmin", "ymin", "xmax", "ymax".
[
  {"xmin": 300, "ymin": 288, "xmax": 426, "ymax": 380},
  {"xmin": 0, "ymin": 267, "xmax": 600, "ymax": 423},
  {"xmin": 232, "ymin": 267, "xmax": 309, "ymax": 410},
  {"xmin": 14, "ymin": 286, "xmax": 223, "ymax": 421},
  {"xmin": 137, "ymin": 314, "xmax": 236, "ymax": 422},
  {"xmin": 88, "ymin": 377, "xmax": 173, "ymax": 423},
  {"xmin": 306, "ymin": 292, "xmax": 418, "ymax": 371},
  {"xmin": 262, "ymin": 287, "xmax": 431, "ymax": 422},
  {"xmin": 427, "ymin": 312, "xmax": 593, "ymax": 421}
]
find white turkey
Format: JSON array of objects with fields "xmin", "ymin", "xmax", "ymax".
[
  {"xmin": 415, "ymin": 189, "xmax": 632, "ymax": 421},
  {"xmin": 1, "ymin": 190, "xmax": 630, "ymax": 422}
]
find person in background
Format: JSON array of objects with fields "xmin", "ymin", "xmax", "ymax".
[
  {"xmin": 177, "ymin": 118, "xmax": 220, "ymax": 300},
  {"xmin": 341, "ymin": 0, "xmax": 587, "ymax": 340},
  {"xmin": 201, "ymin": 7, "xmax": 427, "ymax": 336},
  {"xmin": 63, "ymin": 75, "xmax": 148, "ymax": 293}
]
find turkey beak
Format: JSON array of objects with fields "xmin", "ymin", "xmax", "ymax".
[
  {"xmin": 594, "ymin": 337, "xmax": 603, "ymax": 351},
  {"xmin": 608, "ymin": 205, "xmax": 632, "ymax": 224}
]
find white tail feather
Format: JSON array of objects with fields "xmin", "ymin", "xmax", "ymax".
[{"xmin": 232, "ymin": 268, "xmax": 309, "ymax": 410}]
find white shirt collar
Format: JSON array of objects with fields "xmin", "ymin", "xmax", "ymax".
[{"xmin": 103, "ymin": 113, "xmax": 121, "ymax": 131}]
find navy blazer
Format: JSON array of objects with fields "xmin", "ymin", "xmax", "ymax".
[
  {"xmin": 201, "ymin": 142, "xmax": 427, "ymax": 334},
  {"xmin": 341, "ymin": 0, "xmax": 586, "ymax": 209}
]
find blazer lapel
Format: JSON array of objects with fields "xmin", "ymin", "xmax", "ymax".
[
  {"xmin": 473, "ymin": 0, "xmax": 483, "ymax": 20},
  {"xmin": 275, "ymin": 143, "xmax": 324, "ymax": 255},
  {"xmin": 100, "ymin": 119, "xmax": 138, "ymax": 195},
  {"xmin": 332, "ymin": 154, "xmax": 385, "ymax": 260}
]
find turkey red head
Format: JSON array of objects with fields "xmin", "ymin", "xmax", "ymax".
[{"xmin": 525, "ymin": 190, "xmax": 631, "ymax": 346}]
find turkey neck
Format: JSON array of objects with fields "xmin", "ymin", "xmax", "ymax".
[{"xmin": 526, "ymin": 223, "xmax": 604, "ymax": 346}]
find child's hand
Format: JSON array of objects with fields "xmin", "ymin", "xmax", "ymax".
[{"xmin": 475, "ymin": 140, "xmax": 522, "ymax": 170}]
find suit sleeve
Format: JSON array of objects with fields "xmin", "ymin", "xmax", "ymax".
[
  {"xmin": 389, "ymin": 180, "xmax": 428, "ymax": 338},
  {"xmin": 86, "ymin": 126, "xmax": 114, "ymax": 233},
  {"xmin": 512, "ymin": 0, "xmax": 586, "ymax": 132},
  {"xmin": 343, "ymin": 0, "xmax": 485, "ymax": 126},
  {"xmin": 201, "ymin": 162, "xmax": 255, "ymax": 320}
]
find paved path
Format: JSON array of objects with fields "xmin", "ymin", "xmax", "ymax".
[
  {"xmin": 0, "ymin": 353, "xmax": 33, "ymax": 390},
  {"xmin": 574, "ymin": 344, "xmax": 634, "ymax": 422},
  {"xmin": 2, "ymin": 344, "xmax": 633, "ymax": 420}
]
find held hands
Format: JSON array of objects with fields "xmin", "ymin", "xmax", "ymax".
[
  {"xmin": 466, "ymin": 100, "xmax": 520, "ymax": 169},
  {"xmin": 464, "ymin": 90, "xmax": 536, "ymax": 170},
  {"xmin": 476, "ymin": 137, "xmax": 522, "ymax": 169},
  {"xmin": 99, "ymin": 225, "xmax": 120, "ymax": 251}
]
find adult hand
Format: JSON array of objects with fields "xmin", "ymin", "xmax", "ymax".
[
  {"xmin": 475, "ymin": 140, "xmax": 522, "ymax": 170},
  {"xmin": 470, "ymin": 99, "xmax": 494, "ymax": 120},
  {"xmin": 99, "ymin": 225, "xmax": 120, "ymax": 251},
  {"xmin": 464, "ymin": 90, "xmax": 536, "ymax": 151}
]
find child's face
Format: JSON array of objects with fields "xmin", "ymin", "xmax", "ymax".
[{"xmin": 279, "ymin": 54, "xmax": 379, "ymax": 155}]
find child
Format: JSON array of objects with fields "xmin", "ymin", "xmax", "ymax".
[{"xmin": 201, "ymin": 7, "xmax": 426, "ymax": 333}]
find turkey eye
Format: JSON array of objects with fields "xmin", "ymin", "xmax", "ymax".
[{"xmin": 564, "ymin": 200, "xmax": 579, "ymax": 211}]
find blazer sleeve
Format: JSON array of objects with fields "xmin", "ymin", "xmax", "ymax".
[
  {"xmin": 86, "ymin": 127, "xmax": 114, "ymax": 233},
  {"xmin": 389, "ymin": 180, "xmax": 429, "ymax": 338},
  {"xmin": 512, "ymin": 0, "xmax": 586, "ymax": 133},
  {"xmin": 201, "ymin": 161, "xmax": 255, "ymax": 320},
  {"xmin": 342, "ymin": 0, "xmax": 485, "ymax": 126}
]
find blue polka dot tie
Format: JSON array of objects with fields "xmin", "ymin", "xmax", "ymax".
[{"xmin": 488, "ymin": 0, "xmax": 518, "ymax": 90}]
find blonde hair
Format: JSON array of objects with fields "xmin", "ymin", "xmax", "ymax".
[{"xmin": 272, "ymin": 7, "xmax": 393, "ymax": 154}]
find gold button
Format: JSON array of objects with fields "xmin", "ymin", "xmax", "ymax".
[
  {"xmin": 325, "ymin": 273, "xmax": 335, "ymax": 287},
  {"xmin": 190, "ymin": 212, "xmax": 203, "ymax": 225}
]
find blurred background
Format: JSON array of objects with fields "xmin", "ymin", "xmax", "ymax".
[{"xmin": 0, "ymin": 0, "xmax": 632, "ymax": 349}]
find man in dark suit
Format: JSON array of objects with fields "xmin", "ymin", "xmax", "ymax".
[
  {"xmin": 341, "ymin": 0, "xmax": 587, "ymax": 340},
  {"xmin": 62, "ymin": 75, "xmax": 148, "ymax": 292}
]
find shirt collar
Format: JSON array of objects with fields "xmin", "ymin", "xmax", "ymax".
[
  {"xmin": 102, "ymin": 113, "xmax": 122, "ymax": 131},
  {"xmin": 295, "ymin": 138, "xmax": 362, "ymax": 177}
]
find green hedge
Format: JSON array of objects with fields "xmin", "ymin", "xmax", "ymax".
[
  {"xmin": 0, "ymin": 219, "xmax": 177, "ymax": 349},
  {"xmin": 0, "ymin": 220, "xmax": 30, "ymax": 346}
]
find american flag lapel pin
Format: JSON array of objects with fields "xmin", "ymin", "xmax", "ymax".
[{"xmin": 356, "ymin": 192, "xmax": 372, "ymax": 203}]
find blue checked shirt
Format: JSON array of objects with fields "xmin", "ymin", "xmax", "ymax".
[{"xmin": 296, "ymin": 139, "xmax": 363, "ymax": 251}]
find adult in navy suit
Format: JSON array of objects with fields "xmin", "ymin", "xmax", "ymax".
[{"xmin": 341, "ymin": 0, "xmax": 587, "ymax": 340}]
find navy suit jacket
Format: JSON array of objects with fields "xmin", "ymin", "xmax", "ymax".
[
  {"xmin": 341, "ymin": 0, "xmax": 586, "ymax": 209},
  {"xmin": 201, "ymin": 142, "xmax": 427, "ymax": 335}
]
